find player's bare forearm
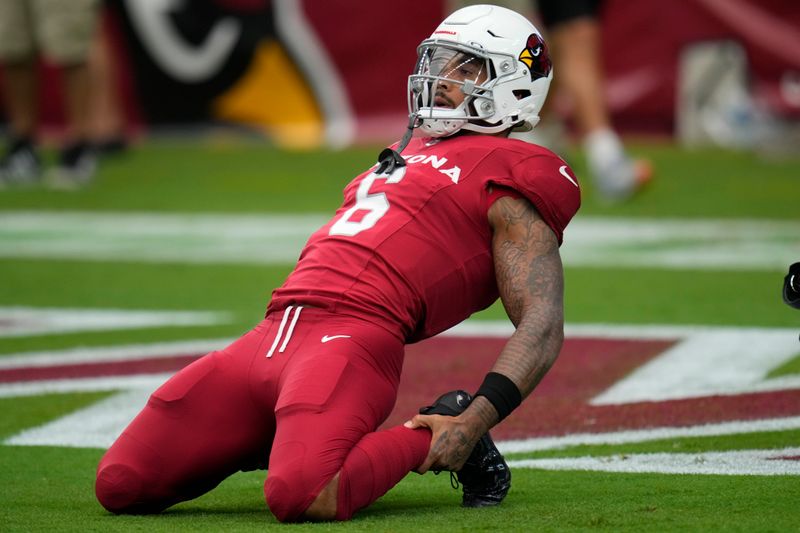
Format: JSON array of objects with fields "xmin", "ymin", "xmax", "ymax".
[{"xmin": 482, "ymin": 195, "xmax": 565, "ymax": 419}]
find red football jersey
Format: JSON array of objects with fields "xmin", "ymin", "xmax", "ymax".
[{"xmin": 268, "ymin": 135, "xmax": 581, "ymax": 342}]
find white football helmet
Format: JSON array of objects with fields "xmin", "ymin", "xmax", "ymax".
[{"xmin": 408, "ymin": 4, "xmax": 553, "ymax": 137}]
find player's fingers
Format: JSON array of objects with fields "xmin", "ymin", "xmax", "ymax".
[
  {"xmin": 404, "ymin": 414, "xmax": 433, "ymax": 429},
  {"xmin": 403, "ymin": 419, "xmax": 418, "ymax": 429},
  {"xmin": 407, "ymin": 415, "xmax": 445, "ymax": 473}
]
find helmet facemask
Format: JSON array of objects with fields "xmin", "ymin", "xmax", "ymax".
[{"xmin": 409, "ymin": 41, "xmax": 536, "ymax": 137}]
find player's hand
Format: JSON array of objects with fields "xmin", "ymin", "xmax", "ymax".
[{"xmin": 404, "ymin": 413, "xmax": 480, "ymax": 474}]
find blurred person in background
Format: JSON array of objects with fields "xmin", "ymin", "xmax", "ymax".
[
  {"xmin": 533, "ymin": 0, "xmax": 652, "ymax": 201},
  {"xmin": 95, "ymin": 4, "xmax": 580, "ymax": 522},
  {"xmin": 0, "ymin": 0, "xmax": 100, "ymax": 189}
]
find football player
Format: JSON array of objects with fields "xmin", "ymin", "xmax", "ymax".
[{"xmin": 96, "ymin": 4, "xmax": 581, "ymax": 522}]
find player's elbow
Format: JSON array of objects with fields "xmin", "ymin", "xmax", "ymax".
[
  {"xmin": 544, "ymin": 320, "xmax": 564, "ymax": 363},
  {"xmin": 550, "ymin": 320, "xmax": 565, "ymax": 344},
  {"xmin": 518, "ymin": 306, "xmax": 563, "ymax": 357},
  {"xmin": 531, "ymin": 309, "xmax": 564, "ymax": 366}
]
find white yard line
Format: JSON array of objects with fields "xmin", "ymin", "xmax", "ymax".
[
  {"xmin": 499, "ymin": 416, "xmax": 800, "ymax": 453},
  {"xmin": 590, "ymin": 328, "xmax": 800, "ymax": 404},
  {"xmin": 560, "ymin": 216, "xmax": 800, "ymax": 271},
  {"xmin": 0, "ymin": 307, "xmax": 230, "ymax": 338},
  {"xmin": 5, "ymin": 388, "xmax": 155, "ymax": 448},
  {"xmin": 0, "ymin": 374, "xmax": 173, "ymax": 398},
  {"xmin": 0, "ymin": 337, "xmax": 233, "ymax": 369},
  {"xmin": 0, "ymin": 211, "xmax": 327, "ymax": 264},
  {"xmin": 508, "ymin": 447, "xmax": 800, "ymax": 476},
  {"xmin": 0, "ymin": 211, "xmax": 796, "ymax": 269}
]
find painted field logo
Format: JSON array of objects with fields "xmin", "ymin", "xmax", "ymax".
[{"xmin": 2, "ymin": 321, "xmax": 799, "ymax": 475}]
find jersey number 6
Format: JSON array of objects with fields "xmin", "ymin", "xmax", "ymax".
[{"xmin": 329, "ymin": 166, "xmax": 407, "ymax": 237}]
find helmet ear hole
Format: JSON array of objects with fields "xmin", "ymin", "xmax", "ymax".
[{"xmin": 512, "ymin": 89, "xmax": 531, "ymax": 100}]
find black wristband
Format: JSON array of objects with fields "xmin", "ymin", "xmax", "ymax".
[{"xmin": 475, "ymin": 372, "xmax": 522, "ymax": 421}]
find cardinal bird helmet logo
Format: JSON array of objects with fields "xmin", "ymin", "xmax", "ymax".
[{"xmin": 518, "ymin": 33, "xmax": 552, "ymax": 81}]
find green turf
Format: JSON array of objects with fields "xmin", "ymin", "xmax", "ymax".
[
  {"xmin": 1, "ymin": 445, "xmax": 798, "ymax": 532},
  {"xmin": 767, "ymin": 352, "xmax": 800, "ymax": 378},
  {"xmin": 0, "ymin": 141, "xmax": 368, "ymax": 213},
  {"xmin": 0, "ymin": 140, "xmax": 797, "ymax": 219},
  {"xmin": 474, "ymin": 266, "xmax": 797, "ymax": 327},
  {"xmin": 0, "ymin": 259, "xmax": 285, "ymax": 313}
]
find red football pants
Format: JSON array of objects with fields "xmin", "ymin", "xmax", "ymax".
[{"xmin": 95, "ymin": 306, "xmax": 430, "ymax": 521}]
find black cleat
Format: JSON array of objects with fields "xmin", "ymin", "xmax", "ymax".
[{"xmin": 419, "ymin": 390, "xmax": 511, "ymax": 507}]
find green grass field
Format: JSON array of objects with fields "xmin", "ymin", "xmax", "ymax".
[{"xmin": 1, "ymin": 137, "xmax": 799, "ymax": 531}]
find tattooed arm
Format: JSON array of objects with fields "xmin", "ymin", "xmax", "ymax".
[
  {"xmin": 480, "ymin": 194, "xmax": 564, "ymax": 411},
  {"xmin": 407, "ymin": 195, "xmax": 565, "ymax": 473}
]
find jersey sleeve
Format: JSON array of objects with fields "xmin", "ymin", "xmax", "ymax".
[
  {"xmin": 488, "ymin": 153, "xmax": 581, "ymax": 244},
  {"xmin": 485, "ymin": 184, "xmax": 523, "ymax": 212}
]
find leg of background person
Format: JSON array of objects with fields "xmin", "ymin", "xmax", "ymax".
[
  {"xmin": 0, "ymin": 0, "xmax": 42, "ymax": 184},
  {"xmin": 549, "ymin": 17, "xmax": 607, "ymax": 137},
  {"xmin": 44, "ymin": 59, "xmax": 100, "ymax": 188},
  {"xmin": 549, "ymin": 14, "xmax": 652, "ymax": 200},
  {"xmin": 0, "ymin": 0, "xmax": 38, "ymax": 139},
  {"xmin": 37, "ymin": 0, "xmax": 100, "ymax": 187},
  {"xmin": 62, "ymin": 63, "xmax": 92, "ymax": 145},
  {"xmin": 0, "ymin": 59, "xmax": 42, "ymax": 183},
  {"xmin": 87, "ymin": 7, "xmax": 127, "ymax": 155},
  {"xmin": 2, "ymin": 61, "xmax": 39, "ymax": 139}
]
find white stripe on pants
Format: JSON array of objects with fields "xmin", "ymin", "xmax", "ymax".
[{"xmin": 266, "ymin": 306, "xmax": 303, "ymax": 358}]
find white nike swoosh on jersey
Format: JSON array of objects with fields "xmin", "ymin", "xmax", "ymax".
[
  {"xmin": 321, "ymin": 335, "xmax": 351, "ymax": 343},
  {"xmin": 559, "ymin": 165, "xmax": 579, "ymax": 188}
]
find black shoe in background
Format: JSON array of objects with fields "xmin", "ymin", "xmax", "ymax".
[
  {"xmin": 0, "ymin": 137, "xmax": 41, "ymax": 186},
  {"xmin": 47, "ymin": 141, "xmax": 97, "ymax": 189}
]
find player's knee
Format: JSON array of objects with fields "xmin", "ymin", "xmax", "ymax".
[
  {"xmin": 264, "ymin": 473, "xmax": 338, "ymax": 522},
  {"xmin": 96, "ymin": 430, "xmax": 175, "ymax": 514},
  {"xmin": 96, "ymin": 454, "xmax": 170, "ymax": 515},
  {"xmin": 95, "ymin": 462, "xmax": 149, "ymax": 514},
  {"xmin": 264, "ymin": 474, "xmax": 304, "ymax": 522}
]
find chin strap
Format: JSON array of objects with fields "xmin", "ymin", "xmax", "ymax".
[{"xmin": 375, "ymin": 113, "xmax": 419, "ymax": 175}]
